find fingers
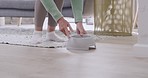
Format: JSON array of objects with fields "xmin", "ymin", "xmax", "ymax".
[
  {"xmin": 80, "ymin": 30, "xmax": 85, "ymax": 36},
  {"xmin": 64, "ymin": 27, "xmax": 70, "ymax": 38},
  {"xmin": 76, "ymin": 28, "xmax": 80, "ymax": 34},
  {"xmin": 68, "ymin": 24, "xmax": 74, "ymax": 32},
  {"xmin": 77, "ymin": 27, "xmax": 87, "ymax": 36},
  {"xmin": 76, "ymin": 23, "xmax": 85, "ymax": 36},
  {"xmin": 58, "ymin": 17, "xmax": 74, "ymax": 38},
  {"xmin": 60, "ymin": 25, "xmax": 71, "ymax": 38},
  {"xmin": 60, "ymin": 29, "xmax": 66, "ymax": 36}
]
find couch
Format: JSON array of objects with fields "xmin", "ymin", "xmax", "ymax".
[{"xmin": 0, "ymin": 0, "xmax": 93, "ymax": 18}]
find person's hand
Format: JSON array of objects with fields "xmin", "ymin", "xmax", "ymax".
[
  {"xmin": 58, "ymin": 17, "xmax": 73, "ymax": 38},
  {"xmin": 76, "ymin": 22, "xmax": 87, "ymax": 36}
]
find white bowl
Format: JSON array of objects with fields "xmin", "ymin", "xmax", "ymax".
[{"xmin": 66, "ymin": 34, "xmax": 96, "ymax": 50}]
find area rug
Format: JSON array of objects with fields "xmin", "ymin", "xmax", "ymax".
[
  {"xmin": 0, "ymin": 26, "xmax": 138, "ymax": 48},
  {"xmin": 0, "ymin": 26, "xmax": 68, "ymax": 48}
]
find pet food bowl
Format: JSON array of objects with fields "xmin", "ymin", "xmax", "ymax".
[{"xmin": 66, "ymin": 34, "xmax": 96, "ymax": 50}]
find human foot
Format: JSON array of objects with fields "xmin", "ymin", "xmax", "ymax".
[
  {"xmin": 31, "ymin": 31, "xmax": 42, "ymax": 44},
  {"xmin": 46, "ymin": 31, "xmax": 66, "ymax": 42}
]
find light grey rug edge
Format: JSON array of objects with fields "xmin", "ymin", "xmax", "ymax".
[
  {"xmin": 0, "ymin": 34, "xmax": 67, "ymax": 48},
  {"xmin": 0, "ymin": 27, "xmax": 67, "ymax": 48}
]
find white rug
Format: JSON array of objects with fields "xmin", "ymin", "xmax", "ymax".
[
  {"xmin": 0, "ymin": 26, "xmax": 138, "ymax": 48},
  {"xmin": 0, "ymin": 26, "xmax": 68, "ymax": 48}
]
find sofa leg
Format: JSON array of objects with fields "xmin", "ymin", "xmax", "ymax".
[
  {"xmin": 17, "ymin": 17, "xmax": 22, "ymax": 26},
  {"xmin": 32, "ymin": 18, "xmax": 35, "ymax": 24},
  {"xmin": 0, "ymin": 17, "xmax": 5, "ymax": 26},
  {"xmin": 86, "ymin": 17, "xmax": 94, "ymax": 25}
]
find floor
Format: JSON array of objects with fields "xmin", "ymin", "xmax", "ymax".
[
  {"xmin": 0, "ymin": 42, "xmax": 148, "ymax": 78},
  {"xmin": 1, "ymin": 18, "xmax": 148, "ymax": 78}
]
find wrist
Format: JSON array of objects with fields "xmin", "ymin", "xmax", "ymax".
[
  {"xmin": 57, "ymin": 17, "xmax": 64, "ymax": 23},
  {"xmin": 76, "ymin": 22, "xmax": 83, "ymax": 26}
]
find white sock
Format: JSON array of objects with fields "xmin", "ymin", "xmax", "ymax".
[
  {"xmin": 31, "ymin": 31, "xmax": 42, "ymax": 44},
  {"xmin": 46, "ymin": 31, "xmax": 66, "ymax": 42}
]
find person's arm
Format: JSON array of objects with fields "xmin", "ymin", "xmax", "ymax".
[
  {"xmin": 40, "ymin": 0, "xmax": 63, "ymax": 22},
  {"xmin": 40, "ymin": 0, "xmax": 73, "ymax": 37},
  {"xmin": 71, "ymin": 0, "xmax": 83, "ymax": 23},
  {"xmin": 71, "ymin": 0, "xmax": 86, "ymax": 36}
]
